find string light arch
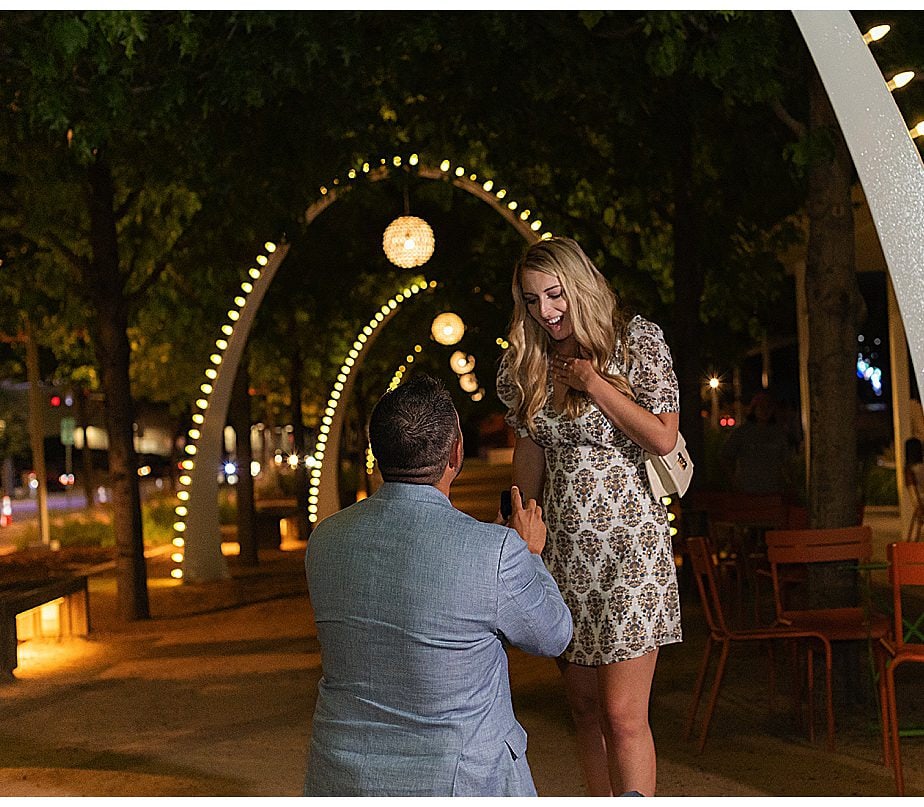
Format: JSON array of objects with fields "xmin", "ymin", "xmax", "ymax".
[
  {"xmin": 176, "ymin": 150, "xmax": 547, "ymax": 582},
  {"xmin": 310, "ymin": 281, "xmax": 435, "ymax": 523}
]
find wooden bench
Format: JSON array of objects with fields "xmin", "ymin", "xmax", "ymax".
[{"xmin": 0, "ymin": 576, "xmax": 90, "ymax": 676}]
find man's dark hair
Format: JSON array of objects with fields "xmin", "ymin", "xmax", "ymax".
[{"xmin": 368, "ymin": 374, "xmax": 459, "ymax": 485}]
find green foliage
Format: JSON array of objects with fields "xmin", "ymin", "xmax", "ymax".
[
  {"xmin": 0, "ymin": 386, "xmax": 30, "ymax": 463},
  {"xmin": 0, "ymin": 9, "xmax": 817, "ymax": 399},
  {"xmin": 862, "ymin": 462, "xmax": 898, "ymax": 507},
  {"xmin": 140, "ymin": 492, "xmax": 181, "ymax": 543},
  {"xmin": 783, "ymin": 128, "xmax": 838, "ymax": 177}
]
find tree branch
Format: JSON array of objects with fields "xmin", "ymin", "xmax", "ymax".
[
  {"xmin": 772, "ymin": 98, "xmax": 806, "ymax": 140},
  {"xmin": 45, "ymin": 231, "xmax": 90, "ymax": 275},
  {"xmin": 126, "ymin": 259, "xmax": 171, "ymax": 308},
  {"xmin": 115, "ymin": 188, "xmax": 142, "ymax": 220}
]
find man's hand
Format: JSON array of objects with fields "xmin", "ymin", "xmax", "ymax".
[{"xmin": 508, "ymin": 484, "xmax": 546, "ymax": 555}]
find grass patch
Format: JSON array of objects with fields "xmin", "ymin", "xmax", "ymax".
[{"xmin": 12, "ymin": 493, "xmax": 195, "ymax": 550}]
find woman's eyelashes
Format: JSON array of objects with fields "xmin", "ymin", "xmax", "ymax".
[{"xmin": 524, "ymin": 291, "xmax": 563, "ymax": 306}]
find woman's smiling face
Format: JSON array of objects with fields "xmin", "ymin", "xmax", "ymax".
[{"xmin": 521, "ymin": 269, "xmax": 572, "ymax": 342}]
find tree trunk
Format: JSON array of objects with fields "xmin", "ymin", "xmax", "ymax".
[
  {"xmin": 24, "ymin": 319, "xmax": 50, "ymax": 547},
  {"xmin": 230, "ymin": 352, "xmax": 258, "ymax": 566},
  {"xmin": 85, "ymin": 155, "xmax": 150, "ymax": 621},
  {"xmin": 805, "ymin": 67, "xmax": 861, "ymax": 529},
  {"xmin": 288, "ymin": 341, "xmax": 310, "ymax": 541},
  {"xmin": 75, "ymin": 385, "xmax": 96, "ymax": 507},
  {"xmin": 671, "ymin": 103, "xmax": 706, "ymax": 485}
]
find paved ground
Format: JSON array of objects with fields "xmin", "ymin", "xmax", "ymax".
[{"xmin": 1, "ymin": 465, "xmax": 922, "ymax": 798}]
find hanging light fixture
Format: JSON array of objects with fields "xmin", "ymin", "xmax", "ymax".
[
  {"xmin": 383, "ymin": 184, "xmax": 434, "ymax": 268},
  {"xmin": 431, "ymin": 312, "xmax": 465, "ymax": 345},
  {"xmin": 450, "ymin": 350, "xmax": 475, "ymax": 375},
  {"xmin": 459, "ymin": 372, "xmax": 479, "ymax": 393},
  {"xmin": 383, "ymin": 216, "xmax": 435, "ymax": 268}
]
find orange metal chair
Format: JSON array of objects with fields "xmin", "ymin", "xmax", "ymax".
[
  {"xmin": 685, "ymin": 535, "xmax": 834, "ymax": 752},
  {"xmin": 882, "ymin": 541, "xmax": 924, "ymax": 795},
  {"xmin": 690, "ymin": 492, "xmax": 789, "ymax": 623},
  {"xmin": 764, "ymin": 525, "xmax": 890, "ymax": 757}
]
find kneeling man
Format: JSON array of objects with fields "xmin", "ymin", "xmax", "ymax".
[{"xmin": 304, "ymin": 374, "xmax": 571, "ymax": 796}]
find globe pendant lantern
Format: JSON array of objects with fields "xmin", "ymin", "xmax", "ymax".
[
  {"xmin": 431, "ymin": 312, "xmax": 465, "ymax": 346},
  {"xmin": 459, "ymin": 373, "xmax": 479, "ymax": 393},
  {"xmin": 450, "ymin": 350, "xmax": 475, "ymax": 375},
  {"xmin": 383, "ymin": 215, "xmax": 435, "ymax": 268}
]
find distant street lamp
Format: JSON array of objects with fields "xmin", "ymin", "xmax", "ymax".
[
  {"xmin": 383, "ymin": 215, "xmax": 435, "ymax": 268},
  {"xmin": 708, "ymin": 376, "xmax": 720, "ymax": 430},
  {"xmin": 431, "ymin": 312, "xmax": 465, "ymax": 346}
]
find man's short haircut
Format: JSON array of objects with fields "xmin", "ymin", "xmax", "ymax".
[{"xmin": 368, "ymin": 374, "xmax": 459, "ymax": 485}]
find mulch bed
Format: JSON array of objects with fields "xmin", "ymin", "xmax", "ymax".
[{"xmin": 0, "ymin": 546, "xmax": 117, "ymax": 583}]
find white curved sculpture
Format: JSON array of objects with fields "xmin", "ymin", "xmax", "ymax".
[
  {"xmin": 795, "ymin": 11, "xmax": 924, "ymax": 392},
  {"xmin": 181, "ymin": 244, "xmax": 290, "ymax": 582}
]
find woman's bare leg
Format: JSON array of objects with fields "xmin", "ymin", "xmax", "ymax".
[
  {"xmin": 558, "ymin": 660, "xmax": 612, "ymax": 796},
  {"xmin": 596, "ymin": 649, "xmax": 659, "ymax": 796}
]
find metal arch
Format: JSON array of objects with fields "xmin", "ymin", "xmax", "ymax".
[
  {"xmin": 182, "ymin": 244, "xmax": 290, "ymax": 582},
  {"xmin": 314, "ymin": 290, "xmax": 431, "ymax": 522},
  {"xmin": 795, "ymin": 10, "xmax": 924, "ymax": 393},
  {"xmin": 306, "ymin": 163, "xmax": 542, "ymax": 245},
  {"xmin": 183, "ymin": 158, "xmax": 542, "ymax": 582},
  {"xmin": 307, "ymin": 162, "xmax": 541, "ymax": 521},
  {"xmin": 183, "ymin": 17, "xmax": 924, "ymax": 580}
]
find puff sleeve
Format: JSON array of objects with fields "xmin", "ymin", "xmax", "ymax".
[
  {"xmin": 496, "ymin": 353, "xmax": 531, "ymax": 438},
  {"xmin": 626, "ymin": 317, "xmax": 680, "ymax": 415}
]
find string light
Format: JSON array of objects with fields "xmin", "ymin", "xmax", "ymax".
[
  {"xmin": 172, "ymin": 240, "xmax": 279, "ymax": 581},
  {"xmin": 887, "ymin": 70, "xmax": 914, "ymax": 91},
  {"xmin": 459, "ymin": 372, "xmax": 479, "ymax": 393},
  {"xmin": 431, "ymin": 312, "xmax": 465, "ymax": 345},
  {"xmin": 450, "ymin": 351, "xmax": 475, "ymax": 374},
  {"xmin": 308, "ymin": 282, "xmax": 433, "ymax": 523},
  {"xmin": 862, "ymin": 24, "xmax": 890, "ymax": 44},
  {"xmin": 314, "ymin": 153, "xmax": 548, "ymax": 242},
  {"xmin": 383, "ymin": 216, "xmax": 435, "ymax": 268},
  {"xmin": 387, "ymin": 344, "xmax": 424, "ymax": 392}
]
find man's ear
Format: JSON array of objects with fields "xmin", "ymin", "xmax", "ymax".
[{"xmin": 449, "ymin": 434, "xmax": 463, "ymax": 469}]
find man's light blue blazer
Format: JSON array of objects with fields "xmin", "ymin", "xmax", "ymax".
[{"xmin": 303, "ymin": 481, "xmax": 573, "ymax": 797}]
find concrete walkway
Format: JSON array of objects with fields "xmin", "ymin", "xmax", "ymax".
[{"xmin": 0, "ymin": 496, "xmax": 921, "ymax": 796}]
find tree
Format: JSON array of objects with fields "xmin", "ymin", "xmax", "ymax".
[
  {"xmin": 0, "ymin": 12, "xmax": 312, "ymax": 617},
  {"xmin": 362, "ymin": 11, "xmax": 803, "ymax": 475}
]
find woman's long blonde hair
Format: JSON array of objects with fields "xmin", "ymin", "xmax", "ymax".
[{"xmin": 505, "ymin": 236, "xmax": 635, "ymax": 431}]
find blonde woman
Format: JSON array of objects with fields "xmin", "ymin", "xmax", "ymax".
[{"xmin": 496, "ymin": 236, "xmax": 681, "ymax": 797}]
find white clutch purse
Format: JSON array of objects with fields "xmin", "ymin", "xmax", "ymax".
[{"xmin": 644, "ymin": 431, "xmax": 694, "ymax": 500}]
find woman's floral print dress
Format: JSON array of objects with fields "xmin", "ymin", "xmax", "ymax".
[{"xmin": 497, "ymin": 316, "xmax": 682, "ymax": 665}]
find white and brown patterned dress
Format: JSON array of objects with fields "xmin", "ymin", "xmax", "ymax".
[{"xmin": 496, "ymin": 315, "xmax": 682, "ymax": 666}]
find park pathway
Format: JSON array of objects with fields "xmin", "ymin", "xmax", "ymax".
[{"xmin": 0, "ymin": 459, "xmax": 920, "ymax": 797}]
